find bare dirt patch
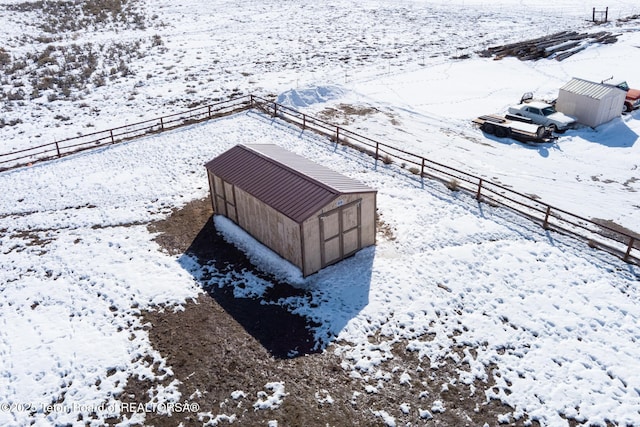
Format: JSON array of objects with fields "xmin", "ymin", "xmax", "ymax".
[
  {"xmin": 316, "ymin": 103, "xmax": 400, "ymax": 128},
  {"xmin": 592, "ymin": 218, "xmax": 640, "ymax": 251},
  {"xmin": 112, "ymin": 196, "xmax": 542, "ymax": 426},
  {"xmin": 317, "ymin": 103, "xmax": 379, "ymax": 125}
]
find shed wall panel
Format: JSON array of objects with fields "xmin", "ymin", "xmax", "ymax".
[
  {"xmin": 359, "ymin": 193, "xmax": 377, "ymax": 248},
  {"xmin": 323, "ymin": 236, "xmax": 341, "ymax": 266},
  {"xmin": 557, "ymin": 90, "xmax": 597, "ymax": 127},
  {"xmin": 343, "ymin": 228, "xmax": 359, "ymax": 255},
  {"xmin": 557, "ymin": 79, "xmax": 626, "ymax": 128},
  {"xmin": 208, "ymin": 172, "xmax": 219, "ymax": 214},
  {"xmin": 302, "ymin": 192, "xmax": 376, "ymax": 276},
  {"xmin": 233, "ymin": 186, "xmax": 303, "ymax": 270}
]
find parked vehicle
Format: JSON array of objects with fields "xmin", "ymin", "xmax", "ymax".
[
  {"xmin": 508, "ymin": 101, "xmax": 577, "ymax": 132},
  {"xmin": 609, "ymin": 80, "xmax": 640, "ymax": 113},
  {"xmin": 473, "ymin": 114, "xmax": 551, "ymax": 143}
]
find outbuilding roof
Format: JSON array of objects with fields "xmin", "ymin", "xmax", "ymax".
[
  {"xmin": 560, "ymin": 78, "xmax": 625, "ymax": 100},
  {"xmin": 205, "ymin": 144, "xmax": 376, "ymax": 223}
]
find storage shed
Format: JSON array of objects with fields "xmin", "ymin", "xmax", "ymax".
[
  {"xmin": 205, "ymin": 144, "xmax": 377, "ymax": 277},
  {"xmin": 556, "ymin": 77, "xmax": 626, "ymax": 128}
]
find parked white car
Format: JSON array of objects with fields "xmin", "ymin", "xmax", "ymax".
[{"xmin": 508, "ymin": 101, "xmax": 577, "ymax": 132}]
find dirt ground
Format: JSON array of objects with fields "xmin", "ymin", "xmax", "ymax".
[{"xmin": 109, "ymin": 196, "xmax": 546, "ymax": 427}]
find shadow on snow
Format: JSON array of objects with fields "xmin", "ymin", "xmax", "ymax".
[{"xmin": 177, "ymin": 214, "xmax": 373, "ymax": 359}]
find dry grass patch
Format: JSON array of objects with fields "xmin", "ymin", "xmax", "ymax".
[{"xmin": 317, "ymin": 103, "xmax": 378, "ymax": 125}]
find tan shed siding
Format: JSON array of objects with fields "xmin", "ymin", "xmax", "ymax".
[
  {"xmin": 302, "ymin": 215, "xmax": 321, "ymax": 276},
  {"xmin": 359, "ymin": 192, "xmax": 377, "ymax": 247},
  {"xmin": 301, "ymin": 193, "xmax": 377, "ymax": 276},
  {"xmin": 211, "ymin": 174, "xmax": 230, "ymax": 217},
  {"xmin": 207, "ymin": 171, "xmax": 217, "ymax": 213},
  {"xmin": 234, "ymin": 186, "xmax": 303, "ymax": 270}
]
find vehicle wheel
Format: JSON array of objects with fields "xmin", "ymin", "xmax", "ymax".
[
  {"xmin": 495, "ymin": 126, "xmax": 509, "ymax": 138},
  {"xmin": 482, "ymin": 122, "xmax": 496, "ymax": 135},
  {"xmin": 623, "ymin": 103, "xmax": 631, "ymax": 113},
  {"xmin": 549, "ymin": 124, "xmax": 558, "ymax": 133}
]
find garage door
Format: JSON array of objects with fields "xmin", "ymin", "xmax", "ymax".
[{"xmin": 319, "ymin": 199, "xmax": 362, "ymax": 268}]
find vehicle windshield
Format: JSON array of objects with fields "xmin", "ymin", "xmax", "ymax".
[
  {"xmin": 616, "ymin": 82, "xmax": 630, "ymax": 91},
  {"xmin": 541, "ymin": 106, "xmax": 556, "ymax": 116}
]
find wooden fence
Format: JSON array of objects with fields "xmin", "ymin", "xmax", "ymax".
[
  {"xmin": 0, "ymin": 96, "xmax": 252, "ymax": 171},
  {"xmin": 248, "ymin": 95, "xmax": 639, "ymax": 266},
  {"xmin": 0, "ymin": 94, "xmax": 637, "ymax": 266}
]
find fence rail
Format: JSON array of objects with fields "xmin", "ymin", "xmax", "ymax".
[
  {"xmin": 0, "ymin": 96, "xmax": 253, "ymax": 171},
  {"xmin": 248, "ymin": 95, "xmax": 639, "ymax": 266},
  {"xmin": 1, "ymin": 94, "xmax": 638, "ymax": 266}
]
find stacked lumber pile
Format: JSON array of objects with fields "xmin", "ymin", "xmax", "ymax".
[{"xmin": 478, "ymin": 31, "xmax": 618, "ymax": 61}]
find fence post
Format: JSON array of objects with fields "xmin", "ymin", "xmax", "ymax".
[
  {"xmin": 273, "ymin": 103, "xmax": 277, "ymax": 118},
  {"xmin": 160, "ymin": 117, "xmax": 164, "ymax": 131},
  {"xmin": 302, "ymin": 114, "xmax": 306, "ymax": 130},
  {"xmin": 336, "ymin": 127, "xmax": 340, "ymax": 144},
  {"xmin": 55, "ymin": 141, "xmax": 61, "ymax": 158},
  {"xmin": 420, "ymin": 158, "xmax": 426, "ymax": 187},
  {"xmin": 110, "ymin": 130, "xmax": 115, "ymax": 144},
  {"xmin": 476, "ymin": 178, "xmax": 483, "ymax": 200},
  {"xmin": 374, "ymin": 141, "xmax": 380, "ymax": 169},
  {"xmin": 208, "ymin": 105, "xmax": 212, "ymax": 119},
  {"xmin": 624, "ymin": 237, "xmax": 635, "ymax": 262},
  {"xmin": 542, "ymin": 205, "xmax": 551, "ymax": 229},
  {"xmin": 592, "ymin": 7, "xmax": 595, "ymax": 22}
]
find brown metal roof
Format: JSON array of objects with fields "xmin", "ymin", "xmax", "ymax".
[{"xmin": 205, "ymin": 144, "xmax": 376, "ymax": 223}]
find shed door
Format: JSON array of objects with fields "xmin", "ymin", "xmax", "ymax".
[
  {"xmin": 213, "ymin": 176, "xmax": 238, "ymax": 223},
  {"xmin": 319, "ymin": 199, "xmax": 362, "ymax": 268}
]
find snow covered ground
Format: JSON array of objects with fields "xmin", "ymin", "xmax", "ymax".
[{"xmin": 1, "ymin": 0, "xmax": 640, "ymax": 426}]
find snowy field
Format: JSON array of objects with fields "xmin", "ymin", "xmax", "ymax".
[{"xmin": 1, "ymin": 0, "xmax": 640, "ymax": 426}]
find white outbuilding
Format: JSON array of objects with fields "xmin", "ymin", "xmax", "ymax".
[{"xmin": 555, "ymin": 78, "xmax": 626, "ymax": 128}]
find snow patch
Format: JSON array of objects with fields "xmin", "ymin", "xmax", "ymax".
[
  {"xmin": 372, "ymin": 409, "xmax": 396, "ymax": 427},
  {"xmin": 253, "ymin": 382, "xmax": 287, "ymax": 410},
  {"xmin": 198, "ymin": 412, "xmax": 237, "ymax": 426},
  {"xmin": 399, "ymin": 371, "xmax": 412, "ymax": 386},
  {"xmin": 231, "ymin": 390, "xmax": 246, "ymax": 400},
  {"xmin": 315, "ymin": 389, "xmax": 335, "ymax": 405},
  {"xmin": 419, "ymin": 409, "xmax": 433, "ymax": 420},
  {"xmin": 431, "ymin": 400, "xmax": 446, "ymax": 413},
  {"xmin": 214, "ymin": 216, "xmax": 304, "ymax": 285},
  {"xmin": 276, "ymin": 85, "xmax": 346, "ymax": 109}
]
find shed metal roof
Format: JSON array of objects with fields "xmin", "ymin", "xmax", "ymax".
[
  {"xmin": 560, "ymin": 78, "xmax": 624, "ymax": 100},
  {"xmin": 205, "ymin": 144, "xmax": 375, "ymax": 223}
]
